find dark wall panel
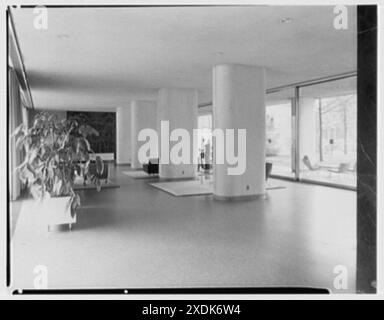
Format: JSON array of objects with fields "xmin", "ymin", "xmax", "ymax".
[
  {"xmin": 356, "ymin": 5, "xmax": 377, "ymax": 293},
  {"xmin": 67, "ymin": 111, "xmax": 116, "ymax": 155}
]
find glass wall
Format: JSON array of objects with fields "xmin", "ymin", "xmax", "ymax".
[
  {"xmin": 197, "ymin": 113, "xmax": 212, "ymax": 146},
  {"xmin": 265, "ymin": 75, "xmax": 356, "ymax": 189},
  {"xmin": 266, "ymin": 89, "xmax": 295, "ymax": 178},
  {"xmin": 197, "ymin": 113, "xmax": 213, "ymax": 171},
  {"xmin": 200, "ymin": 75, "xmax": 356, "ymax": 189},
  {"xmin": 299, "ymin": 77, "xmax": 357, "ymax": 188}
]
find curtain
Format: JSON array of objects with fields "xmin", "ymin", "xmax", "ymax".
[{"xmin": 9, "ymin": 68, "xmax": 23, "ymax": 201}]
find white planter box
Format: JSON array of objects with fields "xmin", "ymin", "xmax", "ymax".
[{"xmin": 42, "ymin": 196, "xmax": 77, "ymax": 230}]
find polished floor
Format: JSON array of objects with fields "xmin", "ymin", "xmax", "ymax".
[{"xmin": 11, "ymin": 164, "xmax": 356, "ymax": 293}]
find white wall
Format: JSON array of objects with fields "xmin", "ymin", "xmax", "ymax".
[
  {"xmin": 198, "ymin": 104, "xmax": 212, "ymax": 115},
  {"xmin": 131, "ymin": 100, "xmax": 157, "ymax": 169},
  {"xmin": 157, "ymin": 88, "xmax": 198, "ymax": 179},
  {"xmin": 116, "ymin": 106, "xmax": 131, "ymax": 164}
]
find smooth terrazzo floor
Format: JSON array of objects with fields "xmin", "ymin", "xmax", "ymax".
[{"xmin": 11, "ymin": 164, "xmax": 356, "ymax": 293}]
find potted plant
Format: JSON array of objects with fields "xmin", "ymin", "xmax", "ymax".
[{"xmin": 12, "ymin": 111, "xmax": 103, "ymax": 231}]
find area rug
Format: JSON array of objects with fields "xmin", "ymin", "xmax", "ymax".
[
  {"xmin": 149, "ymin": 180, "xmax": 213, "ymax": 197},
  {"xmin": 123, "ymin": 170, "xmax": 159, "ymax": 179},
  {"xmin": 150, "ymin": 180, "xmax": 286, "ymax": 196},
  {"xmin": 266, "ymin": 185, "xmax": 287, "ymax": 190}
]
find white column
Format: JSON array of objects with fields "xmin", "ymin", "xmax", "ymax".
[
  {"xmin": 157, "ymin": 88, "xmax": 198, "ymax": 179},
  {"xmin": 131, "ymin": 100, "xmax": 157, "ymax": 169},
  {"xmin": 299, "ymin": 98, "xmax": 318, "ymax": 162},
  {"xmin": 116, "ymin": 106, "xmax": 131, "ymax": 165},
  {"xmin": 213, "ymin": 64, "xmax": 266, "ymax": 200}
]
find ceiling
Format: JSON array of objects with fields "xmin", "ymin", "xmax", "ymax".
[{"xmin": 11, "ymin": 6, "xmax": 357, "ymax": 111}]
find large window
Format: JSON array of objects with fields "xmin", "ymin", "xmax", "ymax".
[
  {"xmin": 197, "ymin": 113, "xmax": 213, "ymax": 169},
  {"xmin": 299, "ymin": 77, "xmax": 357, "ymax": 188},
  {"xmin": 197, "ymin": 113, "xmax": 212, "ymax": 146},
  {"xmin": 266, "ymin": 89, "xmax": 295, "ymax": 178},
  {"xmin": 265, "ymin": 75, "xmax": 357, "ymax": 189}
]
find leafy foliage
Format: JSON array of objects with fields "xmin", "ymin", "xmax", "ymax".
[
  {"xmin": 12, "ymin": 111, "xmax": 103, "ymax": 213},
  {"xmin": 89, "ymin": 156, "xmax": 105, "ymax": 192},
  {"xmin": 67, "ymin": 111, "xmax": 116, "ymax": 153}
]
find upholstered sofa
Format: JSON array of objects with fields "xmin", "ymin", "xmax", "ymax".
[{"xmin": 143, "ymin": 158, "xmax": 159, "ymax": 175}]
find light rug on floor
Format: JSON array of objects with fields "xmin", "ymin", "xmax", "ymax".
[
  {"xmin": 149, "ymin": 180, "xmax": 213, "ymax": 197},
  {"xmin": 266, "ymin": 185, "xmax": 287, "ymax": 190},
  {"xmin": 150, "ymin": 180, "xmax": 286, "ymax": 196},
  {"xmin": 123, "ymin": 170, "xmax": 159, "ymax": 179}
]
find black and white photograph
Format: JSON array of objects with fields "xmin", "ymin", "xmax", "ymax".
[{"xmin": 1, "ymin": 0, "xmax": 382, "ymax": 301}]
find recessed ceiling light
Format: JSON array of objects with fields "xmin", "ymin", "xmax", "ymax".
[
  {"xmin": 279, "ymin": 17, "xmax": 293, "ymax": 24},
  {"xmin": 57, "ymin": 34, "xmax": 70, "ymax": 40}
]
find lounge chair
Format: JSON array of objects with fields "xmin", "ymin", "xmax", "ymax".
[
  {"xmin": 348, "ymin": 162, "xmax": 357, "ymax": 172},
  {"xmin": 266, "ymin": 162, "xmax": 273, "ymax": 181},
  {"xmin": 302, "ymin": 155, "xmax": 320, "ymax": 171},
  {"xmin": 328, "ymin": 163, "xmax": 350, "ymax": 174}
]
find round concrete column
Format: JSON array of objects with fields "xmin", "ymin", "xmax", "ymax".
[
  {"xmin": 131, "ymin": 100, "xmax": 157, "ymax": 169},
  {"xmin": 213, "ymin": 64, "xmax": 266, "ymax": 200},
  {"xmin": 116, "ymin": 106, "xmax": 131, "ymax": 165},
  {"xmin": 157, "ymin": 88, "xmax": 198, "ymax": 179}
]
